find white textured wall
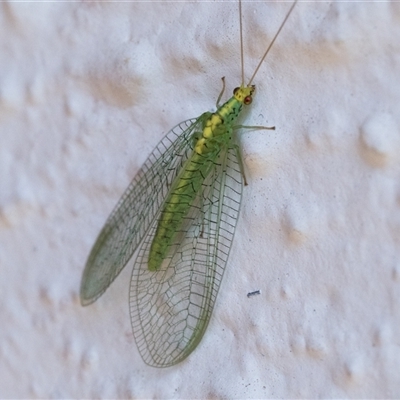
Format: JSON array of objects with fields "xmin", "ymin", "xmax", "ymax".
[{"xmin": 1, "ymin": 1, "xmax": 400, "ymax": 398}]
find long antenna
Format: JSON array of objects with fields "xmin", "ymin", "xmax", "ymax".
[
  {"xmin": 247, "ymin": 0, "xmax": 298, "ymax": 86},
  {"xmin": 239, "ymin": 0, "xmax": 245, "ymax": 86}
]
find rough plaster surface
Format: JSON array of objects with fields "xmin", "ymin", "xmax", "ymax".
[{"xmin": 1, "ymin": 1, "xmax": 400, "ymax": 398}]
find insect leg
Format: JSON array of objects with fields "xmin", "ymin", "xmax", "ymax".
[
  {"xmin": 234, "ymin": 124, "xmax": 275, "ymax": 131},
  {"xmin": 215, "ymin": 77, "xmax": 226, "ymax": 109},
  {"xmin": 232, "ymin": 143, "xmax": 248, "ymax": 186},
  {"xmin": 232, "ymin": 122, "xmax": 275, "ymax": 186}
]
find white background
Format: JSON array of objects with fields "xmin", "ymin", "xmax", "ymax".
[{"xmin": 1, "ymin": 0, "xmax": 400, "ymax": 398}]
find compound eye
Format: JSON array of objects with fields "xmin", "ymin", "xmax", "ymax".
[
  {"xmin": 233, "ymin": 87, "xmax": 239, "ymax": 95},
  {"xmin": 244, "ymin": 95, "xmax": 252, "ymax": 105}
]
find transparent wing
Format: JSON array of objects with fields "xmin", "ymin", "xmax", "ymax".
[
  {"xmin": 80, "ymin": 116, "xmax": 208, "ymax": 306},
  {"xmin": 130, "ymin": 145, "xmax": 243, "ymax": 367}
]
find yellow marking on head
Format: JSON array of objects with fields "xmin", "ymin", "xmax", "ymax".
[{"xmin": 233, "ymin": 85, "xmax": 255, "ymax": 103}]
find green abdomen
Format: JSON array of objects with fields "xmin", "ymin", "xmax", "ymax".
[
  {"xmin": 148, "ymin": 151, "xmax": 215, "ymax": 271},
  {"xmin": 148, "ymin": 94, "xmax": 242, "ymax": 271}
]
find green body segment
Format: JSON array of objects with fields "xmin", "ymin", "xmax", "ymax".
[{"xmin": 148, "ymin": 86, "xmax": 254, "ymax": 271}]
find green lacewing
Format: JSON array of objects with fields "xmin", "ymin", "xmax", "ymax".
[{"xmin": 80, "ymin": 0, "xmax": 297, "ymax": 367}]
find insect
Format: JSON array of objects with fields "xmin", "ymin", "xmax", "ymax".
[
  {"xmin": 247, "ymin": 290, "xmax": 261, "ymax": 298},
  {"xmin": 80, "ymin": 0, "xmax": 297, "ymax": 367}
]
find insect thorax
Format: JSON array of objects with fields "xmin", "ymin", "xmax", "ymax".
[{"xmin": 194, "ymin": 85, "xmax": 255, "ymax": 156}]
